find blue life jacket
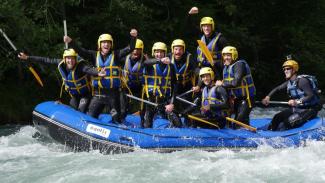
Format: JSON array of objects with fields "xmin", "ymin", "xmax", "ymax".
[
  {"xmin": 202, "ymin": 86, "xmax": 229, "ymax": 117},
  {"xmin": 143, "ymin": 63, "xmax": 172, "ymax": 98},
  {"xmin": 287, "ymin": 74, "xmax": 320, "ymax": 107},
  {"xmin": 92, "ymin": 51, "xmax": 121, "ymax": 94},
  {"xmin": 58, "ymin": 60, "xmax": 91, "ymax": 96},
  {"xmin": 170, "ymin": 52, "xmax": 193, "ymax": 86},
  {"xmin": 196, "ymin": 32, "xmax": 222, "ymax": 67},
  {"xmin": 122, "ymin": 54, "xmax": 143, "ymax": 89}
]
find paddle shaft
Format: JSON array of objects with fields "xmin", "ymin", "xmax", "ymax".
[
  {"xmin": 0, "ymin": 28, "xmax": 18, "ymax": 51},
  {"xmin": 126, "ymin": 94, "xmax": 218, "ymax": 128},
  {"xmin": 256, "ymin": 101, "xmax": 289, "ymax": 105},
  {"xmin": 226, "ymin": 117, "xmax": 256, "ymax": 132},
  {"xmin": 63, "ymin": 20, "xmax": 68, "ymax": 49},
  {"xmin": 197, "ymin": 40, "xmax": 214, "ymax": 66},
  {"xmin": 176, "ymin": 96, "xmax": 197, "ymax": 106},
  {"xmin": 177, "ymin": 89, "xmax": 193, "ymax": 98}
]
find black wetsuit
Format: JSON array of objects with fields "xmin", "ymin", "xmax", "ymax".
[
  {"xmin": 267, "ymin": 77, "xmax": 321, "ymax": 131},
  {"xmin": 222, "ymin": 61, "xmax": 255, "ymax": 127},
  {"xmin": 69, "ymin": 37, "xmax": 136, "ymax": 122},
  {"xmin": 141, "ymin": 58, "xmax": 181, "ymax": 128},
  {"xmin": 27, "ymin": 56, "xmax": 98, "ymax": 112}
]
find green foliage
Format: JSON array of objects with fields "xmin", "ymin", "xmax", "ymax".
[{"xmin": 0, "ymin": 0, "xmax": 324, "ymax": 123}]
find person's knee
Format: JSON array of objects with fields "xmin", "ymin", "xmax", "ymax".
[{"xmin": 287, "ymin": 113, "xmax": 303, "ymax": 129}]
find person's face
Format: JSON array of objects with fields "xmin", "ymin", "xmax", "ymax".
[
  {"xmin": 65, "ymin": 56, "xmax": 76, "ymax": 70},
  {"xmin": 154, "ymin": 50, "xmax": 165, "ymax": 59},
  {"xmin": 100, "ymin": 40, "xmax": 112, "ymax": 55},
  {"xmin": 223, "ymin": 53, "xmax": 233, "ymax": 66},
  {"xmin": 202, "ymin": 24, "xmax": 212, "ymax": 37},
  {"xmin": 283, "ymin": 67, "xmax": 294, "ymax": 80},
  {"xmin": 201, "ymin": 73, "xmax": 212, "ymax": 86},
  {"xmin": 173, "ymin": 46, "xmax": 184, "ymax": 60},
  {"xmin": 131, "ymin": 48, "xmax": 142, "ymax": 59}
]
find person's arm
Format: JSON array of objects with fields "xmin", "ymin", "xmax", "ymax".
[
  {"xmin": 22, "ymin": 54, "xmax": 61, "ymax": 65},
  {"xmin": 143, "ymin": 58, "xmax": 160, "ymax": 66},
  {"xmin": 79, "ymin": 62, "xmax": 100, "ymax": 76},
  {"xmin": 266, "ymin": 81, "xmax": 288, "ymax": 98},
  {"xmin": 222, "ymin": 62, "xmax": 245, "ymax": 88},
  {"xmin": 210, "ymin": 86, "xmax": 229, "ymax": 110},
  {"xmin": 115, "ymin": 32, "xmax": 137, "ymax": 64},
  {"xmin": 297, "ymin": 77, "xmax": 315, "ymax": 103},
  {"xmin": 69, "ymin": 40, "xmax": 96, "ymax": 63}
]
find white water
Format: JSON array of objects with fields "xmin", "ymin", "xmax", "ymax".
[{"xmin": 1, "ymin": 107, "xmax": 325, "ymax": 183}]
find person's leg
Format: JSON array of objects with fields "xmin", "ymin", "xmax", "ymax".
[
  {"xmin": 69, "ymin": 96, "xmax": 79, "ymax": 110},
  {"xmin": 286, "ymin": 108, "xmax": 318, "ymax": 129},
  {"xmin": 268, "ymin": 108, "xmax": 292, "ymax": 131},
  {"xmin": 78, "ymin": 96, "xmax": 90, "ymax": 113},
  {"xmin": 87, "ymin": 96, "xmax": 105, "ymax": 118}
]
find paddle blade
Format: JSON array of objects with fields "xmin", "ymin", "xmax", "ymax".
[
  {"xmin": 197, "ymin": 40, "xmax": 214, "ymax": 66},
  {"xmin": 28, "ymin": 66, "xmax": 44, "ymax": 87}
]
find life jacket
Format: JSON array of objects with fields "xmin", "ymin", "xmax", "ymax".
[
  {"xmin": 122, "ymin": 54, "xmax": 143, "ymax": 88},
  {"xmin": 171, "ymin": 52, "xmax": 192, "ymax": 86},
  {"xmin": 91, "ymin": 51, "xmax": 121, "ymax": 94},
  {"xmin": 202, "ymin": 85, "xmax": 230, "ymax": 117},
  {"xmin": 223, "ymin": 60, "xmax": 256, "ymax": 107},
  {"xmin": 196, "ymin": 32, "xmax": 222, "ymax": 67},
  {"xmin": 287, "ymin": 74, "xmax": 320, "ymax": 107},
  {"xmin": 143, "ymin": 63, "xmax": 172, "ymax": 98},
  {"xmin": 58, "ymin": 60, "xmax": 91, "ymax": 96}
]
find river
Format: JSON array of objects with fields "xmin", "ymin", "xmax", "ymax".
[{"xmin": 1, "ymin": 107, "xmax": 325, "ymax": 183}]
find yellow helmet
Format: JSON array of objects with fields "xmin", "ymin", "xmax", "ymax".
[
  {"xmin": 63, "ymin": 48, "xmax": 77, "ymax": 59},
  {"xmin": 200, "ymin": 17, "xmax": 215, "ymax": 31},
  {"xmin": 199, "ymin": 67, "xmax": 214, "ymax": 79},
  {"xmin": 135, "ymin": 39, "xmax": 144, "ymax": 50},
  {"xmin": 152, "ymin": 42, "xmax": 167, "ymax": 56},
  {"xmin": 222, "ymin": 46, "xmax": 238, "ymax": 61},
  {"xmin": 171, "ymin": 39, "xmax": 185, "ymax": 53},
  {"xmin": 282, "ymin": 60, "xmax": 299, "ymax": 72},
  {"xmin": 97, "ymin": 34, "xmax": 113, "ymax": 50}
]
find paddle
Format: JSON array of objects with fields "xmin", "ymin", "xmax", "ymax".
[
  {"xmin": 177, "ymin": 89, "xmax": 193, "ymax": 98},
  {"xmin": 197, "ymin": 40, "xmax": 214, "ymax": 66},
  {"xmin": 62, "ymin": 3, "xmax": 68, "ymax": 49},
  {"xmin": 125, "ymin": 94, "xmax": 220, "ymax": 128},
  {"xmin": 255, "ymin": 101, "xmax": 289, "ymax": 106},
  {"xmin": 176, "ymin": 95, "xmax": 257, "ymax": 132},
  {"xmin": 0, "ymin": 28, "xmax": 44, "ymax": 87}
]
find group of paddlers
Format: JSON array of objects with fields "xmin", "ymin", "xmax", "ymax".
[{"xmin": 17, "ymin": 7, "xmax": 321, "ymax": 131}]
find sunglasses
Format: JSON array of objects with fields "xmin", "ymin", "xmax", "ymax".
[{"xmin": 283, "ymin": 67, "xmax": 292, "ymax": 71}]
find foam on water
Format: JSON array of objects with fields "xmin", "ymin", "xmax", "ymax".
[{"xmin": 1, "ymin": 108, "xmax": 325, "ymax": 183}]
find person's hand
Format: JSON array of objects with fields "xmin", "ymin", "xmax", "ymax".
[
  {"xmin": 130, "ymin": 29, "xmax": 138, "ymax": 37},
  {"xmin": 165, "ymin": 104, "xmax": 174, "ymax": 113},
  {"xmin": 98, "ymin": 68, "xmax": 106, "ymax": 77},
  {"xmin": 262, "ymin": 96, "xmax": 270, "ymax": 106},
  {"xmin": 215, "ymin": 80, "xmax": 223, "ymax": 86},
  {"xmin": 160, "ymin": 57, "xmax": 171, "ymax": 64},
  {"xmin": 63, "ymin": 35, "xmax": 72, "ymax": 44},
  {"xmin": 200, "ymin": 105, "xmax": 210, "ymax": 113},
  {"xmin": 18, "ymin": 52, "xmax": 28, "ymax": 60},
  {"xmin": 188, "ymin": 7, "xmax": 199, "ymax": 15},
  {"xmin": 288, "ymin": 99, "xmax": 297, "ymax": 107},
  {"xmin": 192, "ymin": 86, "xmax": 200, "ymax": 93}
]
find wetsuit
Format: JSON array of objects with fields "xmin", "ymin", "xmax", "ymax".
[
  {"xmin": 222, "ymin": 60, "xmax": 256, "ymax": 127},
  {"xmin": 141, "ymin": 58, "xmax": 181, "ymax": 128},
  {"xmin": 69, "ymin": 37, "xmax": 136, "ymax": 122},
  {"xmin": 27, "ymin": 56, "xmax": 97, "ymax": 112},
  {"xmin": 267, "ymin": 76, "xmax": 321, "ymax": 131}
]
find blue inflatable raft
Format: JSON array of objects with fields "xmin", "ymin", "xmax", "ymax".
[{"xmin": 32, "ymin": 101, "xmax": 325, "ymax": 154}]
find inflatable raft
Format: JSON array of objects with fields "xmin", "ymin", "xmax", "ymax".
[{"xmin": 32, "ymin": 101, "xmax": 325, "ymax": 154}]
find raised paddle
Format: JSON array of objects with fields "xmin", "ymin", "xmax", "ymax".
[
  {"xmin": 125, "ymin": 94, "xmax": 219, "ymax": 128},
  {"xmin": 197, "ymin": 40, "xmax": 214, "ymax": 66},
  {"xmin": 0, "ymin": 28, "xmax": 44, "ymax": 87}
]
